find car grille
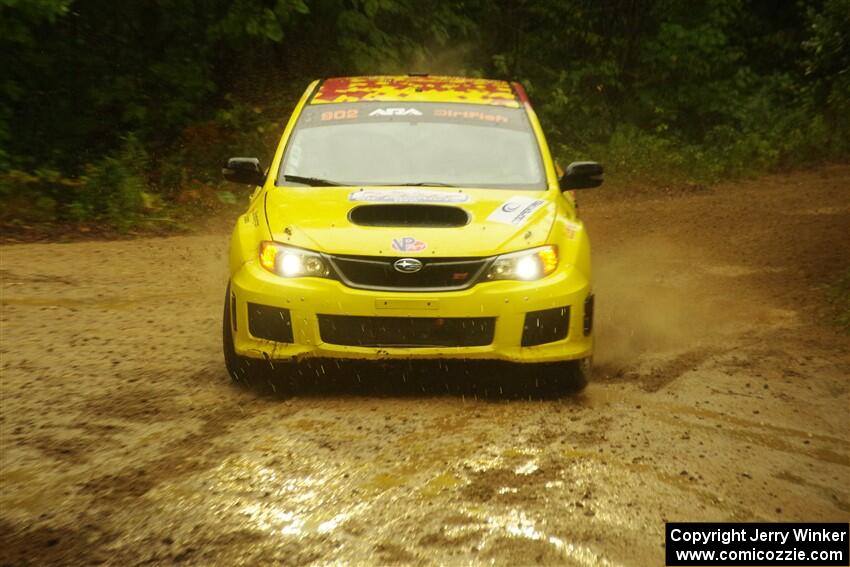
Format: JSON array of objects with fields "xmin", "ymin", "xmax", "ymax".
[
  {"xmin": 318, "ymin": 315, "xmax": 496, "ymax": 347},
  {"xmin": 326, "ymin": 254, "xmax": 491, "ymax": 291}
]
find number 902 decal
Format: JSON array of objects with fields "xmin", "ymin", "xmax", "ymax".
[{"xmin": 321, "ymin": 109, "xmax": 359, "ymax": 121}]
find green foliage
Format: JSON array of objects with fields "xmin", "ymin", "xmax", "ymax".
[
  {"xmin": 0, "ymin": 0, "xmax": 311, "ymax": 173},
  {"xmin": 802, "ymin": 0, "xmax": 850, "ymax": 155},
  {"xmin": 0, "ymin": 0, "xmax": 72, "ymax": 166},
  {"xmin": 73, "ymin": 136, "xmax": 148, "ymax": 229},
  {"xmin": 0, "ymin": 135, "xmax": 150, "ymax": 229},
  {"xmin": 476, "ymin": 0, "xmax": 849, "ymax": 184},
  {"xmin": 210, "ymin": 0, "xmax": 309, "ymax": 43},
  {"xmin": 334, "ymin": 0, "xmax": 477, "ymax": 73}
]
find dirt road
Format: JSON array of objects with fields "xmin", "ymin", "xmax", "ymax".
[{"xmin": 2, "ymin": 166, "xmax": 849, "ymax": 566}]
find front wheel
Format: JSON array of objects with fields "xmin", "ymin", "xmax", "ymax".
[
  {"xmin": 539, "ymin": 358, "xmax": 590, "ymax": 393},
  {"xmin": 570, "ymin": 357, "xmax": 592, "ymax": 391}
]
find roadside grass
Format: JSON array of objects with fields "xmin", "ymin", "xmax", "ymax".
[{"xmin": 0, "ymin": 167, "xmax": 244, "ymax": 242}]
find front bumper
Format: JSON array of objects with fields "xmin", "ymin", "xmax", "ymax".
[{"xmin": 229, "ymin": 260, "xmax": 593, "ymax": 363}]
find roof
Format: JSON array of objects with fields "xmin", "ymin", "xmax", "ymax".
[{"xmin": 311, "ymin": 75, "xmax": 523, "ymax": 108}]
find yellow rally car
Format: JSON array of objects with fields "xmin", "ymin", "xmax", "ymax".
[{"xmin": 222, "ymin": 75, "xmax": 603, "ymax": 388}]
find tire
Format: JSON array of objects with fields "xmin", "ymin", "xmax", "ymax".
[
  {"xmin": 540, "ymin": 357, "xmax": 590, "ymax": 393},
  {"xmin": 569, "ymin": 357, "xmax": 592, "ymax": 391}
]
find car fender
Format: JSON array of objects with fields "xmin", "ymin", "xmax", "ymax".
[
  {"xmin": 229, "ymin": 196, "xmax": 271, "ymax": 276},
  {"xmin": 548, "ymin": 210, "xmax": 591, "ymax": 283}
]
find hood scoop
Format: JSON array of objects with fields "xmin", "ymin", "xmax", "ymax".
[{"xmin": 348, "ymin": 204, "xmax": 470, "ymax": 227}]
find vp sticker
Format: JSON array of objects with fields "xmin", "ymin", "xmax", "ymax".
[
  {"xmin": 392, "ymin": 237, "xmax": 426, "ymax": 252},
  {"xmin": 350, "ymin": 190, "xmax": 469, "ymax": 204},
  {"xmin": 487, "ymin": 197, "xmax": 546, "ymax": 225}
]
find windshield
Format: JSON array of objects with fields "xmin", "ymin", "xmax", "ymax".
[{"xmin": 278, "ymin": 102, "xmax": 546, "ymax": 189}]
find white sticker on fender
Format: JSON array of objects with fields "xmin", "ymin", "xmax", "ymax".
[
  {"xmin": 487, "ymin": 196, "xmax": 546, "ymax": 225},
  {"xmin": 349, "ymin": 189, "xmax": 469, "ymax": 203}
]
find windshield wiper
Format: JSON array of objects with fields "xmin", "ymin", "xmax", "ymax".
[
  {"xmin": 282, "ymin": 174, "xmax": 342, "ymax": 186},
  {"xmin": 381, "ymin": 182, "xmax": 459, "ymax": 188}
]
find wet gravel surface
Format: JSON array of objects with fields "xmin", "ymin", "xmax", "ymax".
[{"xmin": 2, "ymin": 166, "xmax": 849, "ymax": 565}]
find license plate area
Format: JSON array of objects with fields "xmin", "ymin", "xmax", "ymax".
[{"xmin": 375, "ymin": 298, "xmax": 440, "ymax": 310}]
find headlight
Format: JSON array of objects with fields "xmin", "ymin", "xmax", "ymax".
[
  {"xmin": 485, "ymin": 245, "xmax": 558, "ymax": 281},
  {"xmin": 259, "ymin": 241, "xmax": 330, "ymax": 278}
]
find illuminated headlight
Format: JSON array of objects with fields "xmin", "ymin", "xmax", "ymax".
[
  {"xmin": 259, "ymin": 241, "xmax": 330, "ymax": 278},
  {"xmin": 485, "ymin": 245, "xmax": 558, "ymax": 281}
]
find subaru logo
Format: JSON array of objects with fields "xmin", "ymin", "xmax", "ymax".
[{"xmin": 393, "ymin": 258, "xmax": 423, "ymax": 273}]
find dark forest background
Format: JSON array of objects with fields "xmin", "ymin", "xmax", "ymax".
[{"xmin": 1, "ymin": 0, "xmax": 848, "ymax": 229}]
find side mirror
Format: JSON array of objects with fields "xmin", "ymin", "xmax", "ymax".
[
  {"xmin": 560, "ymin": 161, "xmax": 603, "ymax": 190},
  {"xmin": 223, "ymin": 157, "xmax": 265, "ymax": 186}
]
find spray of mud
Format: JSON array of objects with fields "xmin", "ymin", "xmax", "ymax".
[{"xmin": 592, "ymin": 235, "xmax": 780, "ymax": 369}]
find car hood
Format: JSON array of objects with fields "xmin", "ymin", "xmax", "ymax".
[{"xmin": 264, "ymin": 186, "xmax": 557, "ymax": 257}]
